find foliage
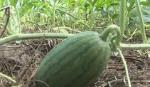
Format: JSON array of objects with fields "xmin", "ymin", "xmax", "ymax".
[{"xmin": 0, "ymin": 0, "xmax": 149, "ymax": 41}]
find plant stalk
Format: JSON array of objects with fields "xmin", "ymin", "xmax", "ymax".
[
  {"xmin": 135, "ymin": 0, "xmax": 147, "ymax": 43},
  {"xmin": 119, "ymin": 0, "xmax": 126, "ymax": 37},
  {"xmin": 1, "ymin": 33, "xmax": 150, "ymax": 49},
  {"xmin": 117, "ymin": 48, "xmax": 132, "ymax": 87},
  {"xmin": 0, "ymin": 33, "xmax": 73, "ymax": 45},
  {"xmin": 0, "ymin": 72, "xmax": 16, "ymax": 84},
  {"xmin": 120, "ymin": 43, "xmax": 150, "ymax": 49}
]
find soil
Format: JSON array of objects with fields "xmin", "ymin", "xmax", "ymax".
[{"xmin": 0, "ymin": 39, "xmax": 150, "ymax": 87}]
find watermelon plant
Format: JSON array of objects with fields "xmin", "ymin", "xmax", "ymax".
[
  {"xmin": 35, "ymin": 25, "xmax": 121, "ymax": 87},
  {"xmin": 0, "ymin": 0, "xmax": 150, "ymax": 87}
]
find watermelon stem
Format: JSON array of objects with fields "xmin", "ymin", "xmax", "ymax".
[
  {"xmin": 117, "ymin": 48, "xmax": 132, "ymax": 87},
  {"xmin": 100, "ymin": 24, "xmax": 121, "ymax": 50}
]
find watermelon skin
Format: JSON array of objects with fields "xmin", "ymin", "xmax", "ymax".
[{"xmin": 35, "ymin": 31, "xmax": 111, "ymax": 87}]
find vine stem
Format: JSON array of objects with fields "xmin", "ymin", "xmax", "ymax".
[
  {"xmin": 0, "ymin": 33, "xmax": 73, "ymax": 45},
  {"xmin": 117, "ymin": 48, "xmax": 132, "ymax": 87},
  {"xmin": 120, "ymin": 43, "xmax": 150, "ymax": 49},
  {"xmin": 1, "ymin": 33, "xmax": 150, "ymax": 49},
  {"xmin": 0, "ymin": 72, "xmax": 16, "ymax": 84},
  {"xmin": 100, "ymin": 24, "xmax": 121, "ymax": 42}
]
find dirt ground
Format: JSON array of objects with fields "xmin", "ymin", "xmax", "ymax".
[{"xmin": 0, "ymin": 39, "xmax": 150, "ymax": 87}]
